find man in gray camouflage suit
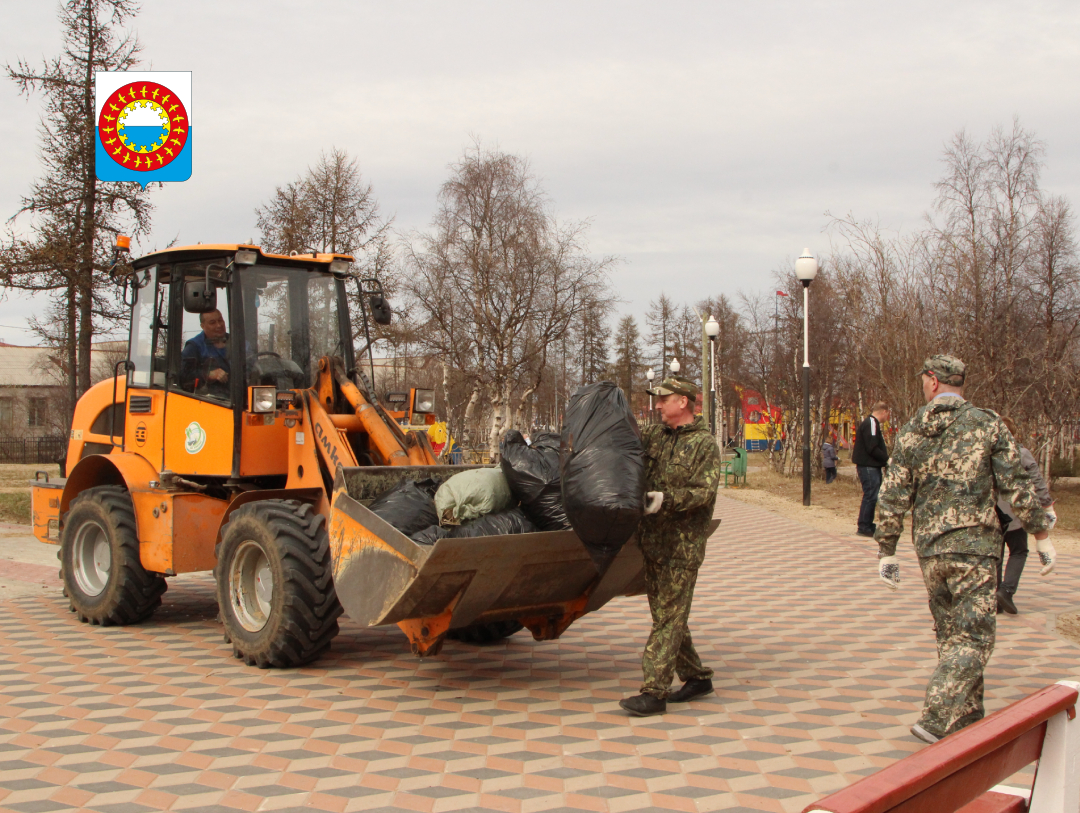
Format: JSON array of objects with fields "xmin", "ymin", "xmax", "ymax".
[
  {"xmin": 620, "ymin": 376, "xmax": 721, "ymax": 717},
  {"xmin": 874, "ymin": 355, "xmax": 1056, "ymax": 743}
]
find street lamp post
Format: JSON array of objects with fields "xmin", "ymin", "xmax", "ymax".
[
  {"xmin": 705, "ymin": 315, "xmax": 719, "ymax": 439},
  {"xmin": 646, "ymin": 367, "xmax": 655, "ymax": 419},
  {"xmin": 795, "ymin": 248, "xmax": 818, "ymax": 507}
]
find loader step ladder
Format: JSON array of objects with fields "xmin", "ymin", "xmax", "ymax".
[{"xmin": 802, "ymin": 681, "xmax": 1079, "ymax": 813}]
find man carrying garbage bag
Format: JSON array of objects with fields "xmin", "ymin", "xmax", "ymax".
[{"xmin": 620, "ymin": 375, "xmax": 722, "ymax": 717}]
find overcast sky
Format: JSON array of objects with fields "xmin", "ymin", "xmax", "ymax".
[{"xmin": 2, "ymin": 0, "xmax": 1080, "ymax": 347}]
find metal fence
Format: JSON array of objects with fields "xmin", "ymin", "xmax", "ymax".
[{"xmin": 0, "ymin": 436, "xmax": 67, "ymax": 465}]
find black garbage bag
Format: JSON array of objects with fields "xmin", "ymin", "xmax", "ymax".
[
  {"xmin": 411, "ymin": 524, "xmax": 449, "ymax": 546},
  {"xmin": 560, "ymin": 381, "xmax": 645, "ymax": 572},
  {"xmin": 446, "ymin": 507, "xmax": 538, "ymax": 538},
  {"xmin": 368, "ymin": 478, "xmax": 439, "ymax": 536},
  {"xmin": 499, "ymin": 430, "xmax": 571, "ymax": 531}
]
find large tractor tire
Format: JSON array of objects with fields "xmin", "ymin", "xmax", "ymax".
[
  {"xmin": 447, "ymin": 620, "xmax": 524, "ymax": 644},
  {"xmin": 60, "ymin": 486, "xmax": 167, "ymax": 626},
  {"xmin": 215, "ymin": 500, "xmax": 343, "ymax": 668}
]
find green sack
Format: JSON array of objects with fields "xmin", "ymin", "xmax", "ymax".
[{"xmin": 435, "ymin": 468, "xmax": 513, "ymax": 525}]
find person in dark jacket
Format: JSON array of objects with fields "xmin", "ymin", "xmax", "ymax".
[
  {"xmin": 853, "ymin": 401, "xmax": 890, "ymax": 536},
  {"xmin": 995, "ymin": 416, "xmax": 1056, "ymax": 615},
  {"xmin": 822, "ymin": 437, "xmax": 838, "ymax": 484}
]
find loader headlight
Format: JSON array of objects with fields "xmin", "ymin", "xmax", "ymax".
[
  {"xmin": 252, "ymin": 386, "xmax": 277, "ymax": 413},
  {"xmin": 414, "ymin": 389, "xmax": 435, "ymax": 414}
]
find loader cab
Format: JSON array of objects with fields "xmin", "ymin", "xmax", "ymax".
[{"xmin": 124, "ymin": 246, "xmax": 356, "ymax": 480}]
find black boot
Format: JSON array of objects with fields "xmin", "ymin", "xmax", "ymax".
[
  {"xmin": 619, "ymin": 693, "xmax": 666, "ymax": 716},
  {"xmin": 668, "ymin": 678, "xmax": 714, "ymax": 703},
  {"xmin": 996, "ymin": 587, "xmax": 1018, "ymax": 615}
]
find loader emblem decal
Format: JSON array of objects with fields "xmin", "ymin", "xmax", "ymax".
[
  {"xmin": 184, "ymin": 422, "xmax": 207, "ymax": 454},
  {"xmin": 94, "ymin": 71, "xmax": 192, "ymax": 187}
]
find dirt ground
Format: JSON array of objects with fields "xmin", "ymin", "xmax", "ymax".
[{"xmin": 724, "ymin": 457, "xmax": 1080, "ymax": 646}]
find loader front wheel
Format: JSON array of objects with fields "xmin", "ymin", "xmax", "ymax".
[
  {"xmin": 215, "ymin": 500, "xmax": 343, "ymax": 668},
  {"xmin": 61, "ymin": 486, "xmax": 166, "ymax": 626}
]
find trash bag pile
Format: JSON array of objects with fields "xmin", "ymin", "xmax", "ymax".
[
  {"xmin": 406, "ymin": 468, "xmax": 532, "ymax": 545},
  {"xmin": 499, "ymin": 429, "xmax": 571, "ymax": 531},
  {"xmin": 366, "ymin": 385, "xmax": 645, "ymax": 557},
  {"xmin": 366, "ymin": 478, "xmax": 439, "ymax": 536},
  {"xmin": 433, "ymin": 468, "xmax": 513, "ymax": 525},
  {"xmin": 560, "ymin": 381, "xmax": 645, "ymax": 572},
  {"xmin": 444, "ymin": 507, "xmax": 537, "ymax": 538}
]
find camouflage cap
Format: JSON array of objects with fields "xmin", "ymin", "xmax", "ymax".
[
  {"xmin": 647, "ymin": 375, "xmax": 700, "ymax": 399},
  {"xmin": 920, "ymin": 354, "xmax": 966, "ymax": 386}
]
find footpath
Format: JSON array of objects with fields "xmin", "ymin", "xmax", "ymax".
[{"xmin": 0, "ymin": 497, "xmax": 1078, "ymax": 813}]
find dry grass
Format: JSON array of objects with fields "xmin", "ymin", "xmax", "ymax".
[
  {"xmin": 0, "ymin": 493, "xmax": 31, "ymax": 525},
  {"xmin": 1049, "ymin": 478, "xmax": 1080, "ymax": 533},
  {"xmin": 0, "ymin": 464, "xmax": 61, "ymax": 491},
  {"xmin": 0, "ymin": 465, "xmax": 59, "ymax": 525}
]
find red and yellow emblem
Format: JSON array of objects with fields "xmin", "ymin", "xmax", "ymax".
[{"xmin": 96, "ymin": 81, "xmax": 189, "ymax": 172}]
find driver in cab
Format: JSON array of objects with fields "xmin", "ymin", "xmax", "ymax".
[{"xmin": 181, "ymin": 309, "xmax": 230, "ymax": 398}]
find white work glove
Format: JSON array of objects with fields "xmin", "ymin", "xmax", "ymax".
[
  {"xmin": 1036, "ymin": 538, "xmax": 1056, "ymax": 576},
  {"xmin": 1045, "ymin": 505, "xmax": 1057, "ymax": 530},
  {"xmin": 879, "ymin": 555, "xmax": 900, "ymax": 590},
  {"xmin": 644, "ymin": 492, "xmax": 664, "ymax": 515}
]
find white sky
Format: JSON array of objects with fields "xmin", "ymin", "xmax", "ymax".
[{"xmin": 2, "ymin": 0, "xmax": 1079, "ymax": 346}]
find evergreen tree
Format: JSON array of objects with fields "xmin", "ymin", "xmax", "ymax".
[{"xmin": 1, "ymin": 0, "xmax": 155, "ymax": 409}]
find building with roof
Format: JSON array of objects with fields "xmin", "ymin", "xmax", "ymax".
[{"xmin": 0, "ymin": 342, "xmax": 125, "ymax": 456}]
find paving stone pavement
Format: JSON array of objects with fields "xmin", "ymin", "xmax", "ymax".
[{"xmin": 1, "ymin": 496, "xmax": 1078, "ymax": 813}]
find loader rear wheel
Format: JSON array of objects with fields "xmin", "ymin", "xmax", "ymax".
[
  {"xmin": 61, "ymin": 486, "xmax": 166, "ymax": 626},
  {"xmin": 215, "ymin": 500, "xmax": 343, "ymax": 668},
  {"xmin": 447, "ymin": 620, "xmax": 524, "ymax": 644}
]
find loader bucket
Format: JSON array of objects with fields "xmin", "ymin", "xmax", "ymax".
[{"xmin": 327, "ymin": 466, "xmax": 714, "ymax": 656}]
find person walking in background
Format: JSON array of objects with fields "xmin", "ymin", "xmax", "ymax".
[
  {"xmin": 995, "ymin": 416, "xmax": 1056, "ymax": 615},
  {"xmin": 822, "ymin": 436, "xmax": 838, "ymax": 483},
  {"xmin": 874, "ymin": 356, "xmax": 1054, "ymax": 744},
  {"xmin": 854, "ymin": 401, "xmax": 890, "ymax": 536}
]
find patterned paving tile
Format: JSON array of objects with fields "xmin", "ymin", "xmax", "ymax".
[{"xmin": 1, "ymin": 495, "xmax": 1077, "ymax": 812}]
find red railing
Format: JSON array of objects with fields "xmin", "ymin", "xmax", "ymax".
[{"xmin": 802, "ymin": 682, "xmax": 1079, "ymax": 813}]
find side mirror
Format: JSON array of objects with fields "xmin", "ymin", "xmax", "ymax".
[
  {"xmin": 369, "ymin": 294, "xmax": 392, "ymax": 326},
  {"xmin": 184, "ymin": 280, "xmax": 217, "ymax": 313}
]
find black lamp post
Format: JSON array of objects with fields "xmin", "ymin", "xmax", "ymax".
[
  {"xmin": 795, "ymin": 248, "xmax": 818, "ymax": 506},
  {"xmin": 705, "ymin": 315, "xmax": 719, "ymax": 438},
  {"xmin": 646, "ymin": 367, "xmax": 655, "ymax": 420}
]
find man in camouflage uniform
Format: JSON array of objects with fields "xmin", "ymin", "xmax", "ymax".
[
  {"xmin": 619, "ymin": 376, "xmax": 721, "ymax": 717},
  {"xmin": 874, "ymin": 355, "xmax": 1055, "ymax": 743}
]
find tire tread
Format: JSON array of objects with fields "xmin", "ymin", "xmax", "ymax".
[
  {"xmin": 63, "ymin": 485, "xmax": 166, "ymax": 626},
  {"xmin": 215, "ymin": 499, "xmax": 342, "ymax": 668}
]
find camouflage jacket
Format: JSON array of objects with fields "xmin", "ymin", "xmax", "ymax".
[
  {"xmin": 875, "ymin": 396, "xmax": 1049, "ymax": 559},
  {"xmin": 639, "ymin": 416, "xmax": 721, "ymax": 567}
]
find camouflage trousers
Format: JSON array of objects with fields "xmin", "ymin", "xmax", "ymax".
[
  {"xmin": 640, "ymin": 558, "xmax": 714, "ymax": 698},
  {"xmin": 917, "ymin": 553, "xmax": 997, "ymax": 737}
]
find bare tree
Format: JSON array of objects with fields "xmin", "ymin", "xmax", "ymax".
[
  {"xmin": 825, "ymin": 120, "xmax": 1080, "ymax": 482},
  {"xmin": 1, "ymin": 0, "xmax": 155, "ymax": 409},
  {"xmin": 256, "ymin": 147, "xmax": 393, "ymax": 270},
  {"xmin": 406, "ymin": 142, "xmax": 615, "ymax": 458}
]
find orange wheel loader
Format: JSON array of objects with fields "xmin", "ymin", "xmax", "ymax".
[{"xmin": 30, "ymin": 244, "xmax": 705, "ymax": 669}]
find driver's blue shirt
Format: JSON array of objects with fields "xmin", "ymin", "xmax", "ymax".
[{"xmin": 181, "ymin": 331, "xmax": 229, "ymax": 392}]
